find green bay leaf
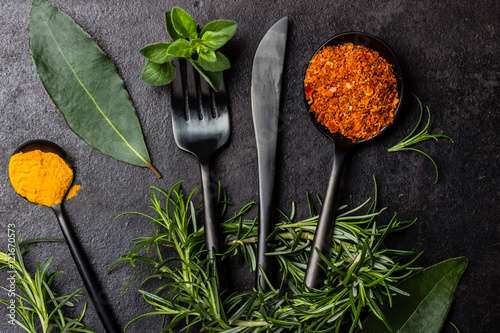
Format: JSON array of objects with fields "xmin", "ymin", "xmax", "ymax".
[
  {"xmin": 29, "ymin": 0, "xmax": 160, "ymax": 177},
  {"xmin": 357, "ymin": 257, "xmax": 468, "ymax": 333}
]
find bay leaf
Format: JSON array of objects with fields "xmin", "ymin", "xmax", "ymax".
[
  {"xmin": 28, "ymin": 0, "xmax": 161, "ymax": 177},
  {"xmin": 357, "ymin": 257, "xmax": 468, "ymax": 333}
]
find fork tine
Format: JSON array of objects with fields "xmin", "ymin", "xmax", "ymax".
[
  {"xmin": 186, "ymin": 61, "xmax": 199, "ymax": 121},
  {"xmin": 171, "ymin": 58, "xmax": 186, "ymax": 122},
  {"xmin": 214, "ymin": 72, "xmax": 228, "ymax": 118},
  {"xmin": 199, "ymin": 74, "xmax": 212, "ymax": 120}
]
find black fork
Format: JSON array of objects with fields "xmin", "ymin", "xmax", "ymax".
[{"xmin": 170, "ymin": 58, "xmax": 230, "ymax": 286}]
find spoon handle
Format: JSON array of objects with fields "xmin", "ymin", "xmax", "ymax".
[
  {"xmin": 51, "ymin": 204, "xmax": 120, "ymax": 333},
  {"xmin": 304, "ymin": 148, "xmax": 347, "ymax": 289}
]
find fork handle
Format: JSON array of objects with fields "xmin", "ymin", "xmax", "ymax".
[{"xmin": 199, "ymin": 159, "xmax": 226, "ymax": 288}]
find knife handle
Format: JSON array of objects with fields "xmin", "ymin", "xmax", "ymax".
[
  {"xmin": 304, "ymin": 148, "xmax": 347, "ymax": 289},
  {"xmin": 256, "ymin": 193, "xmax": 274, "ymax": 291},
  {"xmin": 256, "ymin": 151, "xmax": 277, "ymax": 292}
]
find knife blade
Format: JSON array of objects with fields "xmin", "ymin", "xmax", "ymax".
[{"xmin": 251, "ymin": 17, "xmax": 288, "ymax": 291}]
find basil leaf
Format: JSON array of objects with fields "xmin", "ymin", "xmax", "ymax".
[
  {"xmin": 191, "ymin": 61, "xmax": 220, "ymax": 91},
  {"xmin": 190, "ymin": 38, "xmax": 205, "ymax": 53},
  {"xmin": 140, "ymin": 42, "xmax": 174, "ymax": 64},
  {"xmin": 357, "ymin": 257, "xmax": 468, "ymax": 333},
  {"xmin": 171, "ymin": 6, "xmax": 197, "ymax": 39},
  {"xmin": 201, "ymin": 31, "xmax": 233, "ymax": 50},
  {"xmin": 200, "ymin": 20, "xmax": 237, "ymax": 39},
  {"xmin": 141, "ymin": 60, "xmax": 175, "ymax": 86},
  {"xmin": 199, "ymin": 48, "xmax": 217, "ymax": 63},
  {"xmin": 167, "ymin": 39, "xmax": 193, "ymax": 59},
  {"xmin": 164, "ymin": 11, "xmax": 181, "ymax": 41},
  {"xmin": 196, "ymin": 51, "xmax": 230, "ymax": 72},
  {"xmin": 29, "ymin": 0, "xmax": 160, "ymax": 176}
]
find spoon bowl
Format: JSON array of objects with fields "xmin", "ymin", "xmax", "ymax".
[
  {"xmin": 10, "ymin": 139, "xmax": 120, "ymax": 332},
  {"xmin": 10, "ymin": 139, "xmax": 73, "ymax": 206},
  {"xmin": 14, "ymin": 139, "xmax": 70, "ymax": 159},
  {"xmin": 307, "ymin": 31, "xmax": 404, "ymax": 146},
  {"xmin": 304, "ymin": 32, "xmax": 404, "ymax": 289}
]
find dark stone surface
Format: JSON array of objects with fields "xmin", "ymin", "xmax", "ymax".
[{"xmin": 1, "ymin": 0, "xmax": 499, "ymax": 332}]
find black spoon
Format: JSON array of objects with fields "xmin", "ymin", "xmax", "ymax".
[
  {"xmin": 11, "ymin": 140, "xmax": 120, "ymax": 333},
  {"xmin": 303, "ymin": 32, "xmax": 405, "ymax": 290}
]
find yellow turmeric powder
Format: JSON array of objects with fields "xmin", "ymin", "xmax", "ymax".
[
  {"xmin": 66, "ymin": 184, "xmax": 81, "ymax": 201},
  {"xmin": 9, "ymin": 149, "xmax": 78, "ymax": 207}
]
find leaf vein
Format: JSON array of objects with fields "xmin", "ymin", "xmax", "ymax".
[
  {"xmin": 398, "ymin": 268, "xmax": 457, "ymax": 331},
  {"xmin": 41, "ymin": 16, "xmax": 148, "ymax": 166}
]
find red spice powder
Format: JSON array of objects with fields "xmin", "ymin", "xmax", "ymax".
[{"xmin": 305, "ymin": 43, "xmax": 399, "ymax": 141}]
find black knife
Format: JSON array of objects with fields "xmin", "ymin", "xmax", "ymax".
[{"xmin": 251, "ymin": 17, "xmax": 288, "ymax": 291}]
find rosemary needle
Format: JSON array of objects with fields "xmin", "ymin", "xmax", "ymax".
[
  {"xmin": 388, "ymin": 94, "xmax": 454, "ymax": 184},
  {"xmin": 112, "ymin": 179, "xmax": 421, "ymax": 332},
  {"xmin": 0, "ymin": 237, "xmax": 92, "ymax": 333}
]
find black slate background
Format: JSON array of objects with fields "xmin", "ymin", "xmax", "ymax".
[{"xmin": 1, "ymin": 0, "xmax": 499, "ymax": 332}]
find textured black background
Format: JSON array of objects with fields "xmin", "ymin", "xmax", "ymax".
[{"xmin": 1, "ymin": 0, "xmax": 499, "ymax": 332}]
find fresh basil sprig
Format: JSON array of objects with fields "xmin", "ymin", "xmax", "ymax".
[{"xmin": 140, "ymin": 7, "xmax": 237, "ymax": 90}]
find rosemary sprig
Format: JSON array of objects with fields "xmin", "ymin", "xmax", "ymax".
[
  {"xmin": 0, "ymin": 237, "xmax": 93, "ymax": 333},
  {"xmin": 220, "ymin": 178, "xmax": 421, "ymax": 332},
  {"xmin": 388, "ymin": 94, "xmax": 453, "ymax": 184},
  {"xmin": 109, "ymin": 181, "xmax": 243, "ymax": 331},
  {"xmin": 451, "ymin": 322, "xmax": 461, "ymax": 333},
  {"xmin": 112, "ymin": 178, "xmax": 421, "ymax": 332}
]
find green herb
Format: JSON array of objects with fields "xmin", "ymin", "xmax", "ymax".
[
  {"xmin": 140, "ymin": 7, "xmax": 237, "ymax": 90},
  {"xmin": 111, "ymin": 179, "xmax": 431, "ymax": 332},
  {"xmin": 109, "ymin": 182, "xmax": 236, "ymax": 331},
  {"xmin": 450, "ymin": 322, "xmax": 461, "ymax": 333},
  {"xmin": 358, "ymin": 257, "xmax": 468, "ymax": 333},
  {"xmin": 29, "ymin": 0, "xmax": 161, "ymax": 178},
  {"xmin": 0, "ymin": 237, "xmax": 93, "ymax": 333},
  {"xmin": 388, "ymin": 94, "xmax": 453, "ymax": 184}
]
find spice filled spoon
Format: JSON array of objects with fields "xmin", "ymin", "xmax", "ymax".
[
  {"xmin": 303, "ymin": 32, "xmax": 404, "ymax": 290},
  {"xmin": 9, "ymin": 139, "xmax": 120, "ymax": 333}
]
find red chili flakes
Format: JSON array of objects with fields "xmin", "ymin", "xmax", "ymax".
[{"xmin": 305, "ymin": 43, "xmax": 399, "ymax": 142}]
